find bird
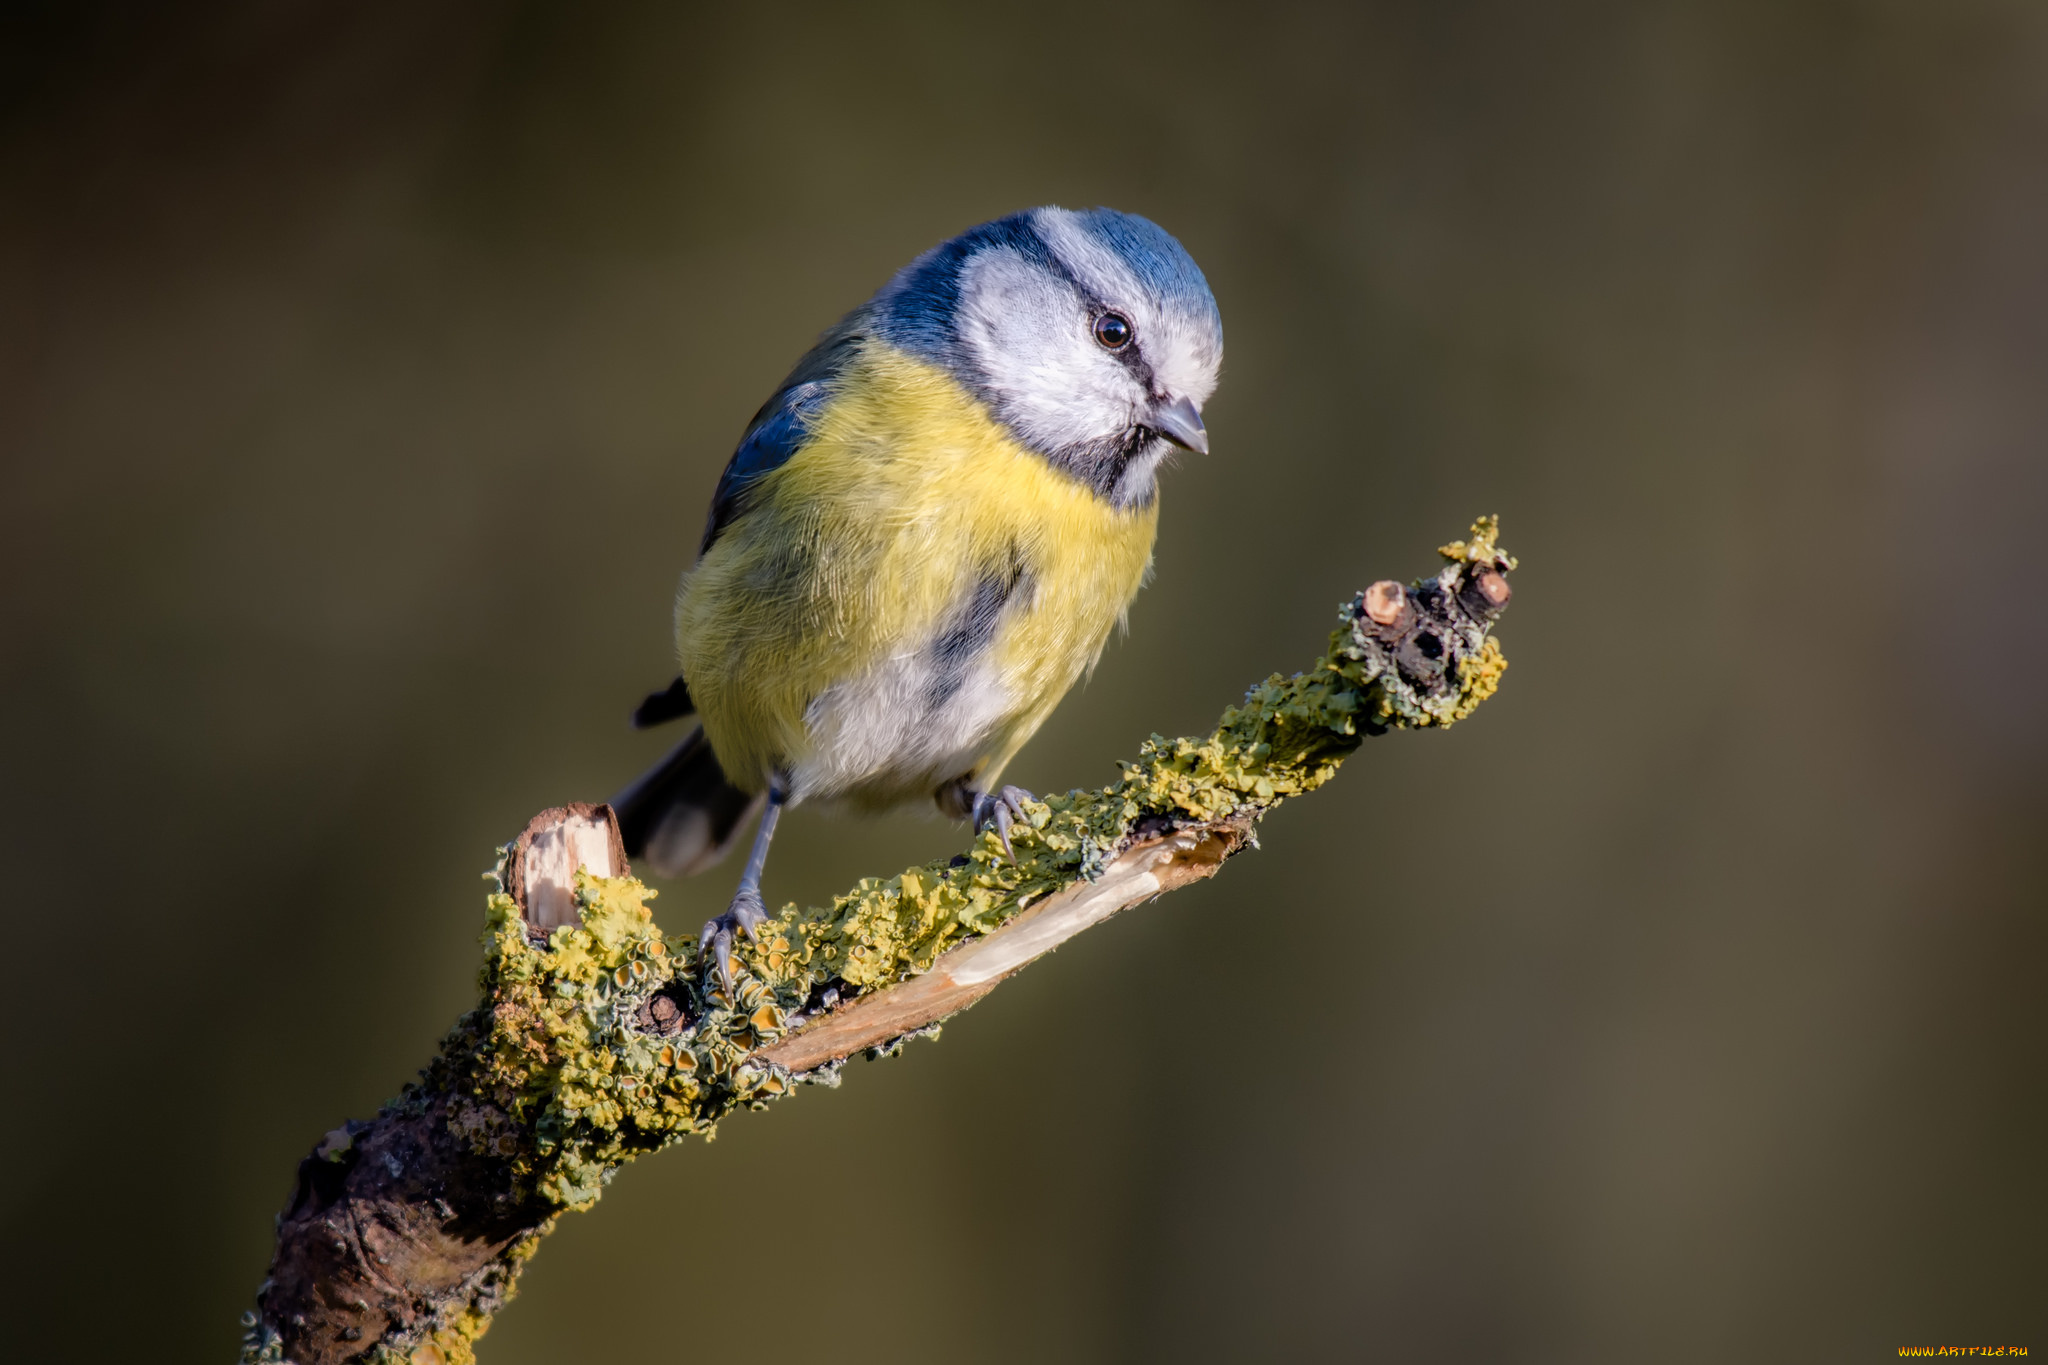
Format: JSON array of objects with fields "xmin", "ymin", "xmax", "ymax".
[{"xmin": 610, "ymin": 206, "xmax": 1223, "ymax": 987}]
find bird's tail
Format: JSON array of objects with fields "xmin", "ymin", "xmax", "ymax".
[{"xmin": 611, "ymin": 725, "xmax": 764, "ymax": 878}]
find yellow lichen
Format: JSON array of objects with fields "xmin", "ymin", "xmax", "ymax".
[
  {"xmin": 1438, "ymin": 512, "xmax": 1518, "ymax": 569},
  {"xmin": 252, "ymin": 518, "xmax": 1516, "ymax": 1365}
]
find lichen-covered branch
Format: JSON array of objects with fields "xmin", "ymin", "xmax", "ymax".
[{"xmin": 243, "ymin": 518, "xmax": 1517, "ymax": 1365}]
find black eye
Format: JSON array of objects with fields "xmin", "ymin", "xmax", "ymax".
[{"xmin": 1093, "ymin": 312, "xmax": 1133, "ymax": 350}]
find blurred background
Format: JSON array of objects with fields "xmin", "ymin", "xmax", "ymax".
[{"xmin": 3, "ymin": 2, "xmax": 2044, "ymax": 1360}]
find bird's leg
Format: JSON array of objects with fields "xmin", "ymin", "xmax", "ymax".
[
  {"xmin": 700, "ymin": 783, "xmax": 785, "ymax": 990},
  {"xmin": 969, "ymin": 784, "xmax": 1038, "ymax": 861}
]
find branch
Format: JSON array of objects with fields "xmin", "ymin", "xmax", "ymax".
[{"xmin": 242, "ymin": 517, "xmax": 1518, "ymax": 1365}]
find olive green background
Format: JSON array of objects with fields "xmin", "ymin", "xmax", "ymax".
[{"xmin": 3, "ymin": 3, "xmax": 2043, "ymax": 1360}]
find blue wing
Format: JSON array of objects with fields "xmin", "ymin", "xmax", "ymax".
[{"xmin": 699, "ymin": 319, "xmax": 865, "ymax": 555}]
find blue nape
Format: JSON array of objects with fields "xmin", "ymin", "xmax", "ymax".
[{"xmin": 869, "ymin": 212, "xmax": 1051, "ymax": 367}]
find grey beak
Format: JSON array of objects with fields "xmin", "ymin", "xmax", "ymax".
[{"xmin": 1149, "ymin": 395, "xmax": 1209, "ymax": 454}]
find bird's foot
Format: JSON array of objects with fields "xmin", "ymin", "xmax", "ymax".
[
  {"xmin": 970, "ymin": 785, "xmax": 1038, "ymax": 861},
  {"xmin": 700, "ymin": 883, "xmax": 769, "ymax": 991}
]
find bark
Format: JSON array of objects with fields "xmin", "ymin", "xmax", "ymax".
[{"xmin": 242, "ymin": 518, "xmax": 1518, "ymax": 1365}]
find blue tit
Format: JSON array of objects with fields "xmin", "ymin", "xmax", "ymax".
[{"xmin": 611, "ymin": 206, "xmax": 1223, "ymax": 984}]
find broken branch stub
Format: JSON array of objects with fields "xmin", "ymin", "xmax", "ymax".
[
  {"xmin": 249, "ymin": 808, "xmax": 630, "ymax": 1365},
  {"xmin": 243, "ymin": 517, "xmax": 1517, "ymax": 1365},
  {"xmin": 503, "ymin": 803, "xmax": 627, "ymax": 933}
]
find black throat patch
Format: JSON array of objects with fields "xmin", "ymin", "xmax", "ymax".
[{"xmin": 1037, "ymin": 427, "xmax": 1164, "ymax": 509}]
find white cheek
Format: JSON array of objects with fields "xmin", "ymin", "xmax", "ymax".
[{"xmin": 958, "ymin": 248, "xmax": 1143, "ymax": 449}]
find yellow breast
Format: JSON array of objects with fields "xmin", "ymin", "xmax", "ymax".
[{"xmin": 674, "ymin": 341, "xmax": 1157, "ymax": 806}]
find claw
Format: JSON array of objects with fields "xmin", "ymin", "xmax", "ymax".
[
  {"xmin": 970, "ymin": 784, "xmax": 1038, "ymax": 862},
  {"xmin": 700, "ymin": 917, "xmax": 734, "ymax": 992},
  {"xmin": 700, "ymin": 884, "xmax": 768, "ymax": 990}
]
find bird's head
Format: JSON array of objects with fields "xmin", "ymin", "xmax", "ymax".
[{"xmin": 872, "ymin": 206, "xmax": 1223, "ymax": 507}]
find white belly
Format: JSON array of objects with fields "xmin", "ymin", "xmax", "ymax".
[{"xmin": 793, "ymin": 647, "xmax": 1017, "ymax": 810}]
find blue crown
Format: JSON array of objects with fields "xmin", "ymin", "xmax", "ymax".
[{"xmin": 871, "ymin": 207, "xmax": 1218, "ymax": 366}]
